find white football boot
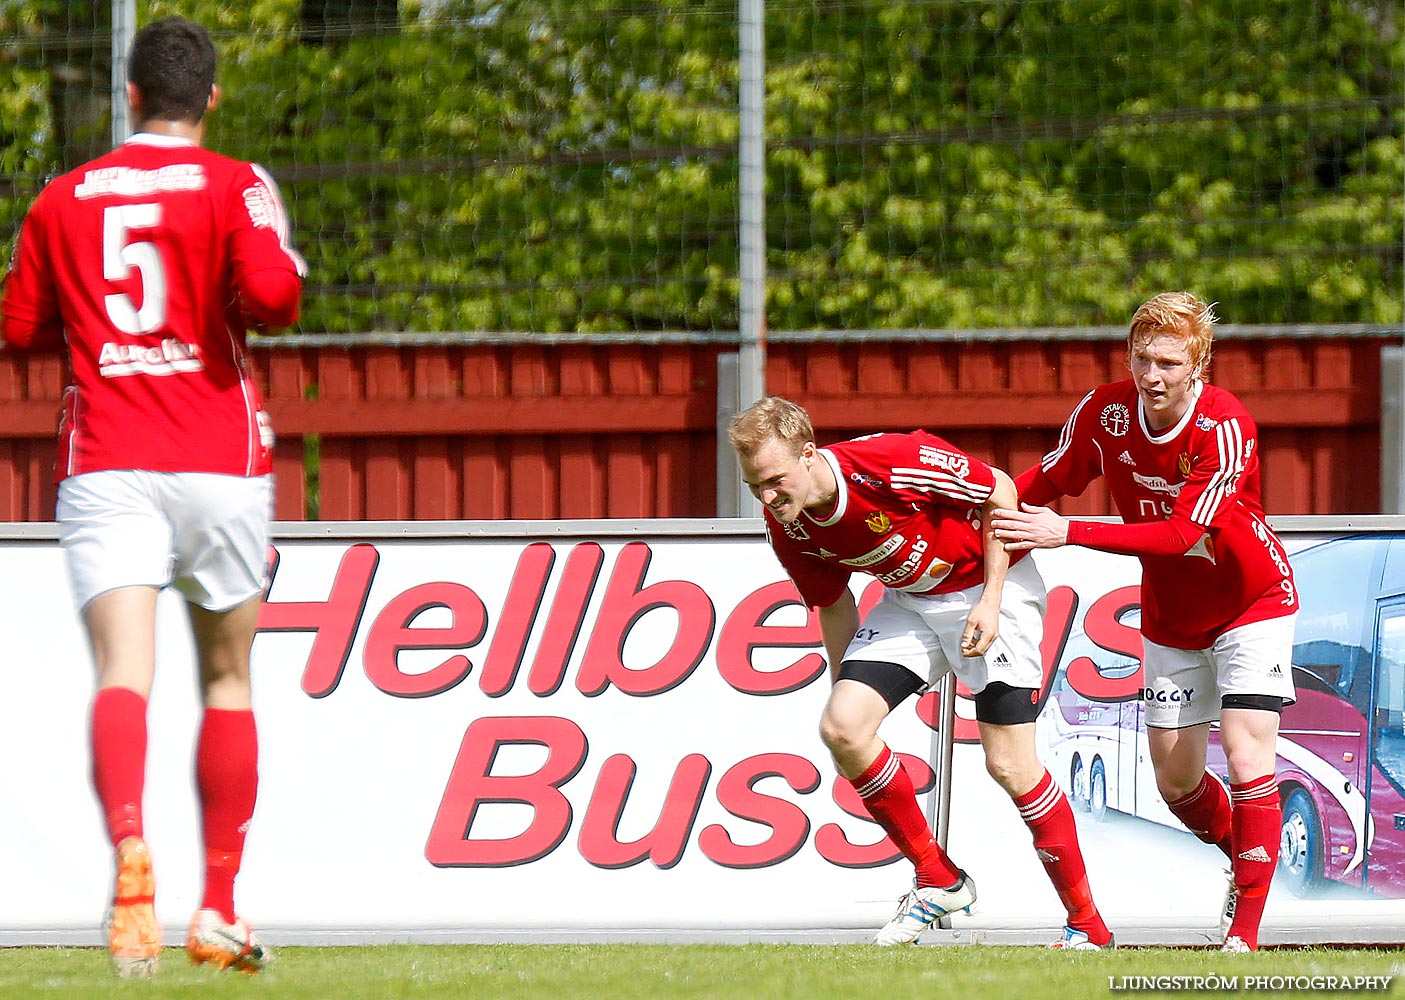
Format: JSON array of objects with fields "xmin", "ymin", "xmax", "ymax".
[{"xmin": 874, "ymin": 872, "xmax": 977, "ymax": 946}]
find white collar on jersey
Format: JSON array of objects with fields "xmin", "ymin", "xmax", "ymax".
[
  {"xmin": 804, "ymin": 448, "xmax": 848, "ymax": 526},
  {"xmin": 1138, "ymin": 377, "xmax": 1204, "ymax": 444},
  {"xmin": 124, "ymin": 132, "xmax": 199, "ymax": 148}
]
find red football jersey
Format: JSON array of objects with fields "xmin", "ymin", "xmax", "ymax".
[
  {"xmin": 1038, "ymin": 379, "xmax": 1297, "ymax": 648},
  {"xmin": 1, "ymin": 133, "xmax": 305, "ymax": 480},
  {"xmin": 764, "ymin": 431, "xmax": 1024, "ymax": 609}
]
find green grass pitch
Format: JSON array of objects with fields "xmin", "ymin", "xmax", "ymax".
[{"xmin": 0, "ymin": 944, "xmax": 1402, "ymax": 1000}]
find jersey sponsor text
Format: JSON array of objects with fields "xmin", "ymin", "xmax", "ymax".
[
  {"xmin": 98, "ymin": 339, "xmax": 204, "ymax": 377},
  {"xmin": 74, "ymin": 164, "xmax": 207, "ymax": 200}
]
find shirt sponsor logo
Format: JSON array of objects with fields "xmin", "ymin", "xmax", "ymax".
[
  {"xmin": 98, "ymin": 339, "xmax": 204, "ymax": 377},
  {"xmin": 1195, "ymin": 413, "xmax": 1218, "ymax": 431},
  {"xmin": 865, "ymin": 511, "xmax": 892, "ymax": 533},
  {"xmin": 1100, "ymin": 403, "xmax": 1131, "ymax": 437},
  {"xmin": 1132, "ymin": 472, "xmax": 1184, "ymax": 497},
  {"xmin": 74, "ymin": 164, "xmax": 207, "ymax": 199},
  {"xmin": 917, "ymin": 445, "xmax": 970, "ymax": 479},
  {"xmin": 850, "ymin": 472, "xmax": 884, "ymax": 488},
  {"xmin": 873, "ymin": 536, "xmax": 929, "ymax": 585},
  {"xmin": 840, "ymin": 535, "xmax": 905, "ymax": 568}
]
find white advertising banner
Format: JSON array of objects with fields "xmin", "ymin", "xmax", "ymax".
[{"xmin": 2, "ymin": 522, "xmax": 1404, "ymax": 941}]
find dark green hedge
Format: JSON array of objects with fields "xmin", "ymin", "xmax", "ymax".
[{"xmin": 2, "ymin": 0, "xmax": 1401, "ymax": 333}]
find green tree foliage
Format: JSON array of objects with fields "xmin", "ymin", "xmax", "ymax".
[{"xmin": 1, "ymin": 0, "xmax": 1401, "ymax": 332}]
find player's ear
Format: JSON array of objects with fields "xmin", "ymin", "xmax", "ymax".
[
  {"xmin": 126, "ymin": 82, "xmax": 142, "ymax": 119},
  {"xmin": 206, "ymin": 84, "xmax": 221, "ymax": 114}
]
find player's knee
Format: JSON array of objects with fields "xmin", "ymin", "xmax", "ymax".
[
  {"xmin": 1153, "ymin": 765, "xmax": 1203, "ymax": 802},
  {"xmin": 1222, "ymin": 744, "xmax": 1276, "ymax": 784},
  {"xmin": 817, "ymin": 704, "xmax": 876, "ymax": 758},
  {"xmin": 981, "ymin": 745, "xmax": 1037, "ymax": 795}
]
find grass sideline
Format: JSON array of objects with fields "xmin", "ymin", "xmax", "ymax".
[{"xmin": 0, "ymin": 944, "xmax": 1401, "ymax": 1000}]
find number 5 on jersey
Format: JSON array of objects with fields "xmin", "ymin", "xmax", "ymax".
[{"xmin": 103, "ymin": 203, "xmax": 167, "ymax": 335}]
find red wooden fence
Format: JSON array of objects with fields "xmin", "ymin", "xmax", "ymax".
[{"xmin": 0, "ymin": 336, "xmax": 1389, "ymax": 522}]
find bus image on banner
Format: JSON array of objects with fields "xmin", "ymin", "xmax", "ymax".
[{"xmin": 1037, "ymin": 534, "xmax": 1405, "ymax": 900}]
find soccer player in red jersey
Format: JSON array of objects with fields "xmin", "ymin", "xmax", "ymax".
[
  {"xmin": 991, "ymin": 291, "xmax": 1297, "ymax": 952},
  {"xmin": 729, "ymin": 396, "xmax": 1113, "ymax": 949},
  {"xmin": 1, "ymin": 17, "xmax": 304, "ymax": 978}
]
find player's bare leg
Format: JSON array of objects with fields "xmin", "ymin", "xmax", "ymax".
[
  {"xmin": 980, "ymin": 721, "xmax": 1113, "ymax": 949},
  {"xmin": 1152, "ymin": 723, "xmax": 1233, "ymax": 860},
  {"xmin": 84, "ymin": 586, "xmax": 163, "ymax": 978},
  {"xmin": 821, "ymin": 678, "xmax": 972, "ymax": 944},
  {"xmin": 184, "ymin": 596, "xmax": 270, "ymax": 973},
  {"xmin": 1147, "ymin": 723, "xmax": 1212, "ymax": 801}
]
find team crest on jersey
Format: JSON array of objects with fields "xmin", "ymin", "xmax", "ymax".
[
  {"xmin": 1100, "ymin": 403, "xmax": 1131, "ymax": 437},
  {"xmin": 1177, "ymin": 453, "xmax": 1192, "ymax": 477},
  {"xmin": 850, "ymin": 472, "xmax": 884, "ymax": 488},
  {"xmin": 1195, "ymin": 414, "xmax": 1218, "ymax": 431},
  {"xmin": 865, "ymin": 511, "xmax": 892, "ymax": 534}
]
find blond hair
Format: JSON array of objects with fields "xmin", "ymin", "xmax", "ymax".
[
  {"xmin": 727, "ymin": 396, "xmax": 815, "ymax": 456},
  {"xmin": 1127, "ymin": 291, "xmax": 1218, "ymax": 376}
]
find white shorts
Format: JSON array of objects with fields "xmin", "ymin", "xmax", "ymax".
[
  {"xmin": 1142, "ymin": 614, "xmax": 1298, "ymax": 729},
  {"xmin": 57, "ymin": 470, "xmax": 272, "ymax": 612},
  {"xmin": 841, "ymin": 557, "xmax": 1046, "ymax": 696}
]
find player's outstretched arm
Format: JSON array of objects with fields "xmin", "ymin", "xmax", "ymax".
[{"xmin": 989, "ymin": 503, "xmax": 1070, "ymax": 552}]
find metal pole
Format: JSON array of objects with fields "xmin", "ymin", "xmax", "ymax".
[
  {"xmin": 1384, "ymin": 347, "xmax": 1404, "ymax": 513},
  {"xmin": 733, "ymin": 0, "xmax": 766, "ymax": 517},
  {"xmin": 716, "ymin": 353, "xmax": 743, "ymax": 516},
  {"xmin": 111, "ymin": 0, "xmax": 137, "ymax": 144},
  {"xmin": 930, "ymin": 672, "xmax": 958, "ymax": 928}
]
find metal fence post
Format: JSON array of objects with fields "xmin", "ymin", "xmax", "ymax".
[
  {"xmin": 1384, "ymin": 346, "xmax": 1404, "ymax": 513},
  {"xmin": 731, "ymin": 0, "xmax": 765, "ymax": 517},
  {"xmin": 111, "ymin": 0, "xmax": 136, "ymax": 144}
]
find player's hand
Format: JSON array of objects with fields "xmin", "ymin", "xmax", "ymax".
[
  {"xmin": 990, "ymin": 503, "xmax": 1070, "ymax": 551},
  {"xmin": 960, "ymin": 603, "xmax": 999, "ymax": 657}
]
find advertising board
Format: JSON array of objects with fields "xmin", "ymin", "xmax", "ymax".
[{"xmin": 1, "ymin": 519, "xmax": 1401, "ymax": 943}]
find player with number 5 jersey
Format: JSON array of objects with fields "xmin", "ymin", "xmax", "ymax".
[
  {"xmin": 1, "ymin": 16, "xmax": 303, "ymax": 980},
  {"xmin": 2, "ymin": 98, "xmax": 304, "ymax": 478}
]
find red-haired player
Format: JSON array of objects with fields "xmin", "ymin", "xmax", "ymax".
[{"xmin": 993, "ymin": 291, "xmax": 1297, "ymax": 952}]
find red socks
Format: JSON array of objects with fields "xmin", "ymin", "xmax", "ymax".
[
  {"xmin": 92, "ymin": 693, "xmax": 259, "ymax": 925},
  {"xmin": 1167, "ymin": 772, "xmax": 1233, "ymax": 858},
  {"xmin": 196, "ymin": 708, "xmax": 259, "ymax": 924},
  {"xmin": 1014, "ymin": 769, "xmax": 1111, "ymax": 945},
  {"xmin": 1228, "ymin": 775, "xmax": 1280, "ymax": 949},
  {"xmin": 850, "ymin": 744, "xmax": 962, "ymax": 888},
  {"xmin": 90, "ymin": 687, "xmax": 148, "ymax": 847}
]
